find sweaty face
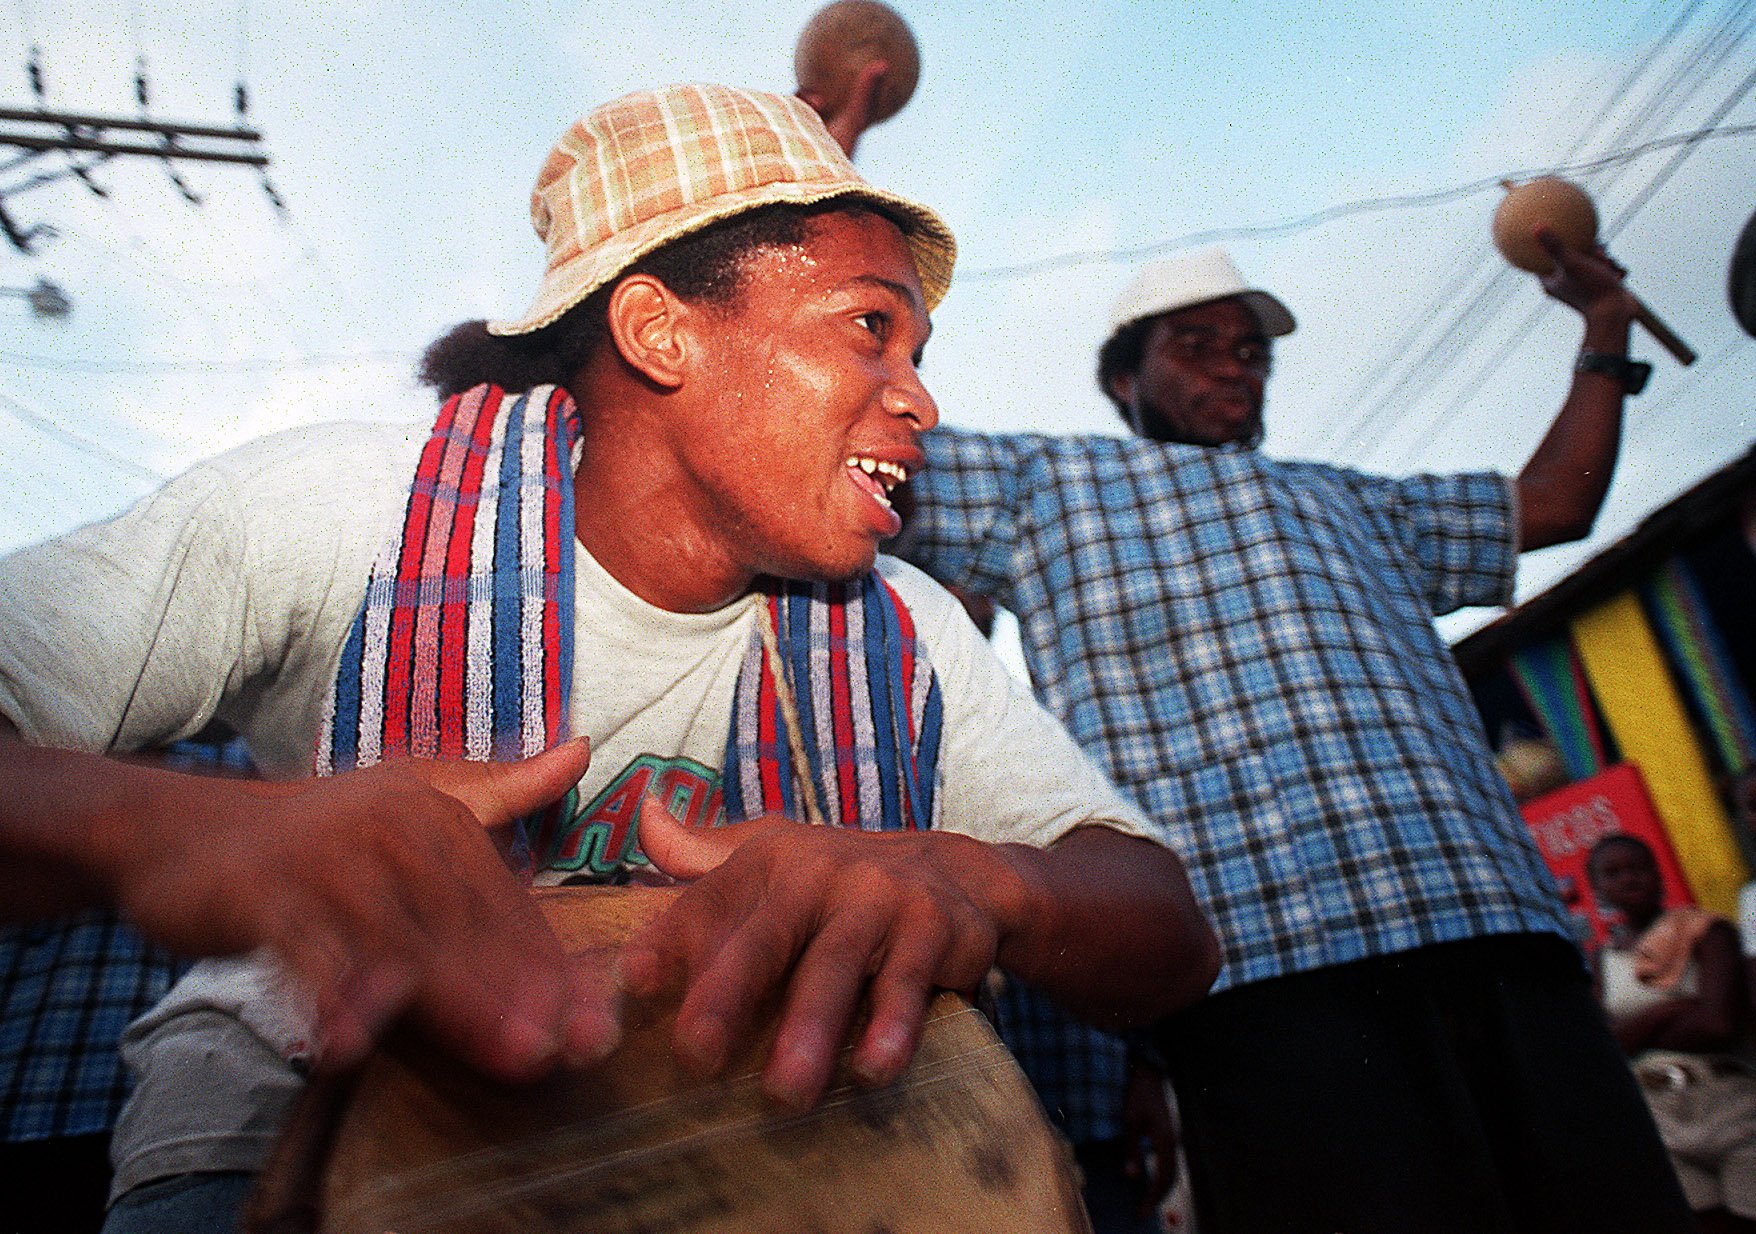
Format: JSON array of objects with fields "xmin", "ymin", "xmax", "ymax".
[
  {"xmin": 666, "ymin": 210, "xmax": 936, "ymax": 591},
  {"xmin": 1113, "ymin": 298, "xmax": 1270, "ymax": 448}
]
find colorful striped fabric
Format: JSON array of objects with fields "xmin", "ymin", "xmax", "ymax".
[
  {"xmin": 1644, "ymin": 559, "xmax": 1756, "ymax": 775},
  {"xmin": 724, "ymin": 576, "xmax": 943, "ymax": 832},
  {"xmin": 1572, "ymin": 591, "xmax": 1747, "ymax": 916},
  {"xmin": 317, "ymin": 383, "xmax": 940, "ymax": 854},
  {"xmin": 1509, "ymin": 636, "xmax": 1610, "ymax": 782},
  {"xmin": 318, "ymin": 384, "xmax": 578, "ymax": 773}
]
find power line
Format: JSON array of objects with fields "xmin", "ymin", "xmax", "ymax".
[
  {"xmin": 0, "ymin": 121, "xmax": 1745, "ymax": 384},
  {"xmin": 1323, "ymin": 0, "xmax": 1756, "ymax": 463},
  {"xmin": 0, "ymin": 2, "xmax": 283, "ymax": 252},
  {"xmin": 1621, "ymin": 335, "xmax": 1748, "ymax": 439},
  {"xmin": 1380, "ymin": 53, "xmax": 1756, "ymax": 470},
  {"xmin": 0, "ymin": 387, "xmax": 164, "ymax": 482},
  {"xmin": 0, "ymin": 345, "xmax": 414, "ymax": 375},
  {"xmin": 957, "ymin": 122, "xmax": 1756, "ymax": 283},
  {"xmin": 1307, "ymin": 0, "xmax": 1716, "ymax": 456}
]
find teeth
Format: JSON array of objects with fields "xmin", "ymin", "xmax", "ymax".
[{"xmin": 846, "ymin": 456, "xmax": 910, "ymax": 490}]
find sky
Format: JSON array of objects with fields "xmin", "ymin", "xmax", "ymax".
[{"xmin": 0, "ymin": 0, "xmax": 1752, "ymax": 641}]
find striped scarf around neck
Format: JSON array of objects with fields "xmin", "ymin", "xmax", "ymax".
[{"xmin": 315, "ymin": 383, "xmax": 942, "ymax": 861}]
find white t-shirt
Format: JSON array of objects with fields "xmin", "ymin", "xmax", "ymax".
[
  {"xmin": 1739, "ymin": 881, "xmax": 1756, "ymax": 958},
  {"xmin": 0, "ymin": 420, "xmax": 1153, "ymax": 1194},
  {"xmin": 0, "ymin": 420, "xmax": 1147, "ymax": 849}
]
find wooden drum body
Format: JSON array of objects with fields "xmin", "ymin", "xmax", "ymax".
[{"xmin": 247, "ymin": 887, "xmax": 1090, "ymax": 1234}]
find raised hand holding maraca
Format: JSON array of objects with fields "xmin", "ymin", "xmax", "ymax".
[
  {"xmin": 800, "ymin": 57, "xmax": 891, "ymax": 158},
  {"xmin": 1494, "ymin": 177, "xmax": 1696, "ymax": 365},
  {"xmin": 1534, "ymin": 229, "xmax": 1639, "ymax": 324},
  {"xmin": 794, "ymin": 0, "xmax": 920, "ymax": 157}
]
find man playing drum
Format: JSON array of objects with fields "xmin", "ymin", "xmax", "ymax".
[{"xmin": 0, "ymin": 83, "xmax": 1219, "ymax": 1233}]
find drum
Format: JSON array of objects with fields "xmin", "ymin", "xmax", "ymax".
[{"xmin": 246, "ymin": 886, "xmax": 1091, "ymax": 1233}]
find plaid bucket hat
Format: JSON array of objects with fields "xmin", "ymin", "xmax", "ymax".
[{"xmin": 489, "ymin": 82, "xmax": 957, "ymax": 335}]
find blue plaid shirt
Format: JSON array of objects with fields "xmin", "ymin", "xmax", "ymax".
[
  {"xmin": 902, "ymin": 429, "xmax": 1574, "ymax": 995},
  {"xmin": 990, "ymin": 979, "xmax": 1127, "ymax": 1144},
  {"xmin": 0, "ymin": 737, "xmax": 236, "ymax": 1142},
  {"xmin": 1, "ymin": 915, "xmax": 186, "ymax": 1140}
]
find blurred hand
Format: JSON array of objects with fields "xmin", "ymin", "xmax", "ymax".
[
  {"xmin": 798, "ymin": 59, "xmax": 890, "ymax": 158},
  {"xmin": 1536, "ymin": 229, "xmax": 1640, "ymax": 323},
  {"xmin": 1121, "ymin": 1056, "xmax": 1180, "ymax": 1219},
  {"xmin": 621, "ymin": 796, "xmax": 1030, "ymax": 1111},
  {"xmin": 96, "ymin": 738, "xmax": 617, "ymax": 1080}
]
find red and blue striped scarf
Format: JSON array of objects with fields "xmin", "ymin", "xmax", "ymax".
[{"xmin": 316, "ymin": 383, "xmax": 941, "ymax": 854}]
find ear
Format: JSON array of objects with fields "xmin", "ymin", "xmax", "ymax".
[
  {"xmin": 1106, "ymin": 369, "xmax": 1135, "ymax": 409},
  {"xmin": 605, "ymin": 274, "xmax": 690, "ymax": 390}
]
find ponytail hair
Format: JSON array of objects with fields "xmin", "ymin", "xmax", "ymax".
[{"xmin": 418, "ymin": 297, "xmax": 607, "ymax": 400}]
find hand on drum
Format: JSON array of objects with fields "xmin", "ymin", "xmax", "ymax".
[
  {"xmin": 623, "ymin": 796, "xmax": 1034, "ymax": 1111},
  {"xmin": 269, "ymin": 742, "xmax": 622, "ymax": 1080},
  {"xmin": 8, "ymin": 735, "xmax": 620, "ymax": 1084}
]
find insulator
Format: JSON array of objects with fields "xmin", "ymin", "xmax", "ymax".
[
  {"xmin": 169, "ymin": 167, "xmax": 201, "ymax": 205},
  {"xmin": 74, "ymin": 165, "xmax": 108, "ymax": 199}
]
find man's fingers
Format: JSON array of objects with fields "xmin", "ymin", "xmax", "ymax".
[
  {"xmin": 284, "ymin": 817, "xmax": 601, "ymax": 1081},
  {"xmin": 799, "ymin": 59, "xmax": 888, "ymax": 157},
  {"xmin": 415, "ymin": 737, "xmax": 592, "ymax": 828},
  {"xmin": 755, "ymin": 904, "xmax": 896, "ymax": 1109},
  {"xmin": 311, "ymin": 958, "xmax": 416, "ymax": 1073},
  {"xmin": 558, "ymin": 954, "xmax": 624, "ymax": 1069},
  {"xmin": 669, "ymin": 900, "xmax": 805, "ymax": 1079},
  {"xmin": 849, "ymin": 898, "xmax": 954, "ymax": 1087},
  {"xmin": 848, "ymin": 59, "xmax": 889, "ymax": 111},
  {"xmin": 388, "ymin": 925, "xmax": 577, "ymax": 1082},
  {"xmin": 636, "ymin": 794, "xmax": 739, "ymax": 880}
]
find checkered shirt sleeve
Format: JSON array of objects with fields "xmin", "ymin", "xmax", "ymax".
[
  {"xmin": 990, "ymin": 977, "xmax": 1127, "ymax": 1145},
  {"xmin": 1, "ymin": 914, "xmax": 187, "ymax": 1140},
  {"xmin": 905, "ymin": 429, "xmax": 1574, "ymax": 993},
  {"xmin": 0, "ymin": 735, "xmax": 234, "ymax": 1142}
]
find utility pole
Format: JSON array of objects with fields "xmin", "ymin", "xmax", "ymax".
[{"xmin": 0, "ymin": 105, "xmax": 271, "ymax": 253}]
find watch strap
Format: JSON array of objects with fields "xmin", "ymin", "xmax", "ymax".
[{"xmin": 1576, "ymin": 351, "xmax": 1652, "ymax": 395}]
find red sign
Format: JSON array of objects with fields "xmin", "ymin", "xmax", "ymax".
[{"xmin": 1520, "ymin": 762, "xmax": 1695, "ymax": 950}]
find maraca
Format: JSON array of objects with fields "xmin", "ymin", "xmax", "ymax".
[
  {"xmin": 794, "ymin": 0, "xmax": 921, "ymax": 126},
  {"xmin": 1493, "ymin": 177, "xmax": 1695, "ymax": 365}
]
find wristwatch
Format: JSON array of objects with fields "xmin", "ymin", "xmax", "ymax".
[{"xmin": 1576, "ymin": 351, "xmax": 1652, "ymax": 395}]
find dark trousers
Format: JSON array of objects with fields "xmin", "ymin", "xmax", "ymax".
[
  {"xmin": 1075, "ymin": 1137, "xmax": 1164, "ymax": 1234},
  {"xmin": 1157, "ymin": 933, "xmax": 1695, "ymax": 1234},
  {"xmin": 2, "ymin": 1132, "xmax": 112, "ymax": 1234}
]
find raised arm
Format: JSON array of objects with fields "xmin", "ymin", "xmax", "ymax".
[
  {"xmin": 1515, "ymin": 232, "xmax": 1643, "ymax": 551},
  {"xmin": 0, "ymin": 721, "xmax": 616, "ymax": 1081}
]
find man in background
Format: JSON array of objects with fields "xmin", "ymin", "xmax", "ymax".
[{"xmin": 897, "ymin": 239, "xmax": 1696, "ymax": 1233}]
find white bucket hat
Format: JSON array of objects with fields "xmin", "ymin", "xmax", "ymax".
[{"xmin": 1106, "ymin": 245, "xmax": 1296, "ymax": 338}]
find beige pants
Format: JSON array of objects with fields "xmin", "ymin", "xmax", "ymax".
[{"xmin": 1636, "ymin": 1054, "xmax": 1756, "ymax": 1217}]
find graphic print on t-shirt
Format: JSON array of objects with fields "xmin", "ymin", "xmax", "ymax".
[{"xmin": 540, "ymin": 753, "xmax": 724, "ymax": 877}]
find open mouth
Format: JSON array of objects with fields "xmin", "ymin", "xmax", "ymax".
[{"xmin": 845, "ymin": 455, "xmax": 909, "ymax": 512}]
